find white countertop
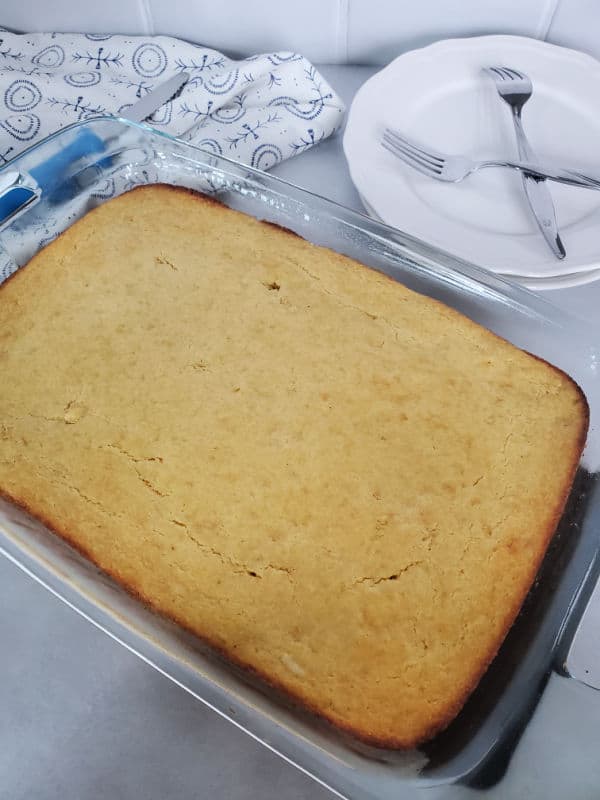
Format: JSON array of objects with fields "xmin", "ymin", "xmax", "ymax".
[{"xmin": 1, "ymin": 64, "xmax": 599, "ymax": 800}]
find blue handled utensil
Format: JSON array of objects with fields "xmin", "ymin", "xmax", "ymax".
[
  {"xmin": 29, "ymin": 72, "xmax": 189, "ymax": 197},
  {"xmin": 0, "ymin": 72, "xmax": 189, "ymax": 227}
]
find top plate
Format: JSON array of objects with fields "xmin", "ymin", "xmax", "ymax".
[{"xmin": 343, "ymin": 35, "xmax": 600, "ymax": 279}]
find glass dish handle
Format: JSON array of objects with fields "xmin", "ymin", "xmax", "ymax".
[{"xmin": 556, "ymin": 573, "xmax": 600, "ymax": 690}]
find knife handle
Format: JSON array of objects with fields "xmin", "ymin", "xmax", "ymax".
[{"xmin": 29, "ymin": 129, "xmax": 107, "ymax": 197}]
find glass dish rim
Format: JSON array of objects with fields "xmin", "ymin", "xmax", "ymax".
[{"xmin": 0, "ymin": 114, "xmax": 595, "ymax": 342}]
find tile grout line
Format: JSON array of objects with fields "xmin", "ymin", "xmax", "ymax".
[
  {"xmin": 138, "ymin": 0, "xmax": 155, "ymax": 37},
  {"xmin": 536, "ymin": 0, "xmax": 562, "ymax": 41},
  {"xmin": 336, "ymin": 0, "xmax": 349, "ymax": 64}
]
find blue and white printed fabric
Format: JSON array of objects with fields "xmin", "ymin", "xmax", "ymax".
[
  {"xmin": 0, "ymin": 30, "xmax": 345, "ymax": 169},
  {"xmin": 0, "ymin": 30, "xmax": 345, "ymax": 281}
]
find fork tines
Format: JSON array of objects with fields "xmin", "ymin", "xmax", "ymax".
[
  {"xmin": 486, "ymin": 66, "xmax": 526, "ymax": 81},
  {"xmin": 381, "ymin": 128, "xmax": 444, "ymax": 177}
]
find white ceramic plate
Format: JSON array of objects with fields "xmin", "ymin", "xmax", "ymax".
[
  {"xmin": 344, "ymin": 35, "xmax": 600, "ymax": 284},
  {"xmin": 511, "ymin": 267, "xmax": 600, "ymax": 290},
  {"xmin": 358, "ymin": 190, "xmax": 600, "ymax": 290}
]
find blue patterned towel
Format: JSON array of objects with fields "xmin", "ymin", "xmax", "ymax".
[{"xmin": 0, "ymin": 30, "xmax": 345, "ymax": 170}]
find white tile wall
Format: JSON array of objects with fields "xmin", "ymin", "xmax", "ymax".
[
  {"xmin": 2, "ymin": 0, "xmax": 150, "ymax": 38},
  {"xmin": 345, "ymin": 0, "xmax": 559, "ymax": 63},
  {"xmin": 1, "ymin": 0, "xmax": 599, "ymax": 64},
  {"xmin": 546, "ymin": 0, "xmax": 600, "ymax": 59},
  {"xmin": 1, "ymin": 0, "xmax": 345, "ymax": 62},
  {"xmin": 147, "ymin": 0, "xmax": 342, "ymax": 61}
]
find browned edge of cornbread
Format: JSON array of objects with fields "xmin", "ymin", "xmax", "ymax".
[{"xmin": 0, "ymin": 185, "xmax": 590, "ymax": 750}]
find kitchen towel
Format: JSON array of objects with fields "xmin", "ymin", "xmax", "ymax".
[
  {"xmin": 0, "ymin": 30, "xmax": 345, "ymax": 169},
  {"xmin": 0, "ymin": 29, "xmax": 345, "ymax": 281}
]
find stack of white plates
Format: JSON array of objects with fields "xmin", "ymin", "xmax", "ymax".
[{"xmin": 343, "ymin": 35, "xmax": 600, "ymax": 290}]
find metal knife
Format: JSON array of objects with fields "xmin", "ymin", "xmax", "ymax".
[
  {"xmin": 28, "ymin": 72, "xmax": 190, "ymax": 195},
  {"xmin": 0, "ymin": 72, "xmax": 190, "ymax": 225},
  {"xmin": 514, "ymin": 124, "xmax": 566, "ymax": 260}
]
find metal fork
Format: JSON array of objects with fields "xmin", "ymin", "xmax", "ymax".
[
  {"xmin": 381, "ymin": 128, "xmax": 600, "ymax": 189},
  {"xmin": 485, "ymin": 66, "xmax": 565, "ymax": 260}
]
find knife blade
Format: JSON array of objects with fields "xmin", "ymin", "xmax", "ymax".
[
  {"xmin": 121, "ymin": 72, "xmax": 189, "ymax": 124},
  {"xmin": 519, "ymin": 171, "xmax": 566, "ymax": 259}
]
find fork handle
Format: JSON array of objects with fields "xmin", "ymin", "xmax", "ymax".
[
  {"xmin": 489, "ymin": 159, "xmax": 600, "ymax": 190},
  {"xmin": 512, "ymin": 111, "xmax": 537, "ymax": 162},
  {"xmin": 522, "ymin": 163, "xmax": 600, "ymax": 189}
]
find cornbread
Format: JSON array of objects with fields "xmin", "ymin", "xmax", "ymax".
[{"xmin": 0, "ymin": 185, "xmax": 588, "ymax": 748}]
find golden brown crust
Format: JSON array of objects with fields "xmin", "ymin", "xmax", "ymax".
[{"xmin": 0, "ymin": 184, "xmax": 588, "ymax": 749}]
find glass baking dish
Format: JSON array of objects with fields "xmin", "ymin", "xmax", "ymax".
[{"xmin": 1, "ymin": 118, "xmax": 599, "ymax": 800}]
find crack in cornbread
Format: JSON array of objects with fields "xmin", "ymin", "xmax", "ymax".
[{"xmin": 0, "ymin": 185, "xmax": 588, "ymax": 748}]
